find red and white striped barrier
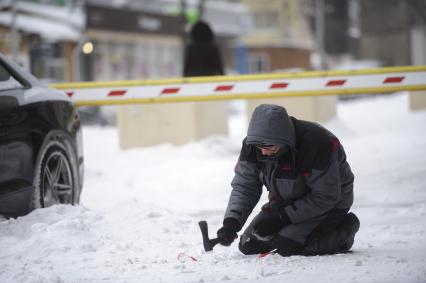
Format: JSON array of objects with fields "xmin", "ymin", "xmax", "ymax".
[{"xmin": 50, "ymin": 65, "xmax": 426, "ymax": 106}]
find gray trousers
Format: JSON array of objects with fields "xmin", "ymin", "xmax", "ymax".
[{"xmin": 238, "ymin": 208, "xmax": 349, "ymax": 256}]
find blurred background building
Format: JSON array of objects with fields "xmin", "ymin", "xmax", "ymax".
[
  {"xmin": 0, "ymin": 0, "xmax": 84, "ymax": 82},
  {"xmin": 2, "ymin": 0, "xmax": 426, "ymax": 80},
  {"xmin": 1, "ymin": 0, "xmax": 425, "ymax": 146},
  {"xmin": 239, "ymin": 0, "xmax": 340, "ymax": 122},
  {"xmin": 358, "ymin": 0, "xmax": 426, "ymax": 67},
  {"xmin": 239, "ymin": 0, "xmax": 313, "ymax": 73},
  {"xmin": 82, "ymin": 3, "xmax": 185, "ymax": 82},
  {"xmin": 0, "ymin": 0, "xmax": 251, "ymax": 82}
]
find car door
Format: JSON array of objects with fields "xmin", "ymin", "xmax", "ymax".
[{"xmin": 0, "ymin": 59, "xmax": 34, "ymax": 215}]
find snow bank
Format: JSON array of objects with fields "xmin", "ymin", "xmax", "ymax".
[{"xmin": 1, "ymin": 93, "xmax": 425, "ymax": 283}]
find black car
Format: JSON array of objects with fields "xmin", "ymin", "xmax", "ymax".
[{"xmin": 0, "ymin": 53, "xmax": 84, "ymax": 218}]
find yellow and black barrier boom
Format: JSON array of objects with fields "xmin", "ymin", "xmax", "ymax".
[{"xmin": 49, "ymin": 65, "xmax": 426, "ymax": 107}]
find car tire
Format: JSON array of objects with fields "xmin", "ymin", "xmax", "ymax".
[{"xmin": 32, "ymin": 132, "xmax": 81, "ymax": 209}]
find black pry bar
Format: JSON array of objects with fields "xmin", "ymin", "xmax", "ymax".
[{"xmin": 198, "ymin": 220, "xmax": 221, "ymax": 252}]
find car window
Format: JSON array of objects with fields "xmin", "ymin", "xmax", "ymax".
[{"xmin": 0, "ymin": 63, "xmax": 24, "ymax": 91}]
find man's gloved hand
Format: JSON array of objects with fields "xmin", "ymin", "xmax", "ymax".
[
  {"xmin": 254, "ymin": 205, "xmax": 292, "ymax": 237},
  {"xmin": 253, "ymin": 214, "xmax": 284, "ymax": 237},
  {"xmin": 217, "ymin": 218, "xmax": 241, "ymax": 246}
]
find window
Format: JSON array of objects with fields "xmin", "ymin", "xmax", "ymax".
[
  {"xmin": 253, "ymin": 11, "xmax": 279, "ymax": 31},
  {"xmin": 0, "ymin": 63, "xmax": 23, "ymax": 91},
  {"xmin": 30, "ymin": 42, "xmax": 66, "ymax": 82},
  {"xmin": 247, "ymin": 53, "xmax": 270, "ymax": 74}
]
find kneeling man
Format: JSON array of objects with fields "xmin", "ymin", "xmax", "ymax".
[{"xmin": 217, "ymin": 104, "xmax": 360, "ymax": 256}]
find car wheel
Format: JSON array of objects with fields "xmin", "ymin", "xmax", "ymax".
[{"xmin": 33, "ymin": 135, "xmax": 80, "ymax": 209}]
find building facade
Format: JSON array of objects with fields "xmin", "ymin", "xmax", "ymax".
[
  {"xmin": 239, "ymin": 0, "xmax": 336, "ymax": 122},
  {"xmin": 82, "ymin": 3, "xmax": 185, "ymax": 81},
  {"xmin": 0, "ymin": 1, "xmax": 83, "ymax": 82},
  {"xmin": 239, "ymin": 0, "xmax": 314, "ymax": 73}
]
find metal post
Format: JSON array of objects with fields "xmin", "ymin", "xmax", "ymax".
[
  {"xmin": 315, "ymin": 0, "xmax": 326, "ymax": 70},
  {"xmin": 10, "ymin": 0, "xmax": 19, "ymax": 62},
  {"xmin": 72, "ymin": 0, "xmax": 86, "ymax": 82},
  {"xmin": 180, "ymin": 0, "xmax": 187, "ymax": 22},
  {"xmin": 180, "ymin": 0, "xmax": 188, "ymax": 76},
  {"xmin": 198, "ymin": 0, "xmax": 206, "ymax": 20}
]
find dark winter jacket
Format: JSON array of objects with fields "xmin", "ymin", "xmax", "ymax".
[
  {"xmin": 183, "ymin": 21, "xmax": 224, "ymax": 77},
  {"xmin": 224, "ymin": 104, "xmax": 354, "ymax": 227}
]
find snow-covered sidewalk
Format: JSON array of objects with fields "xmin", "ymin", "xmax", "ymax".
[{"xmin": 1, "ymin": 93, "xmax": 425, "ymax": 283}]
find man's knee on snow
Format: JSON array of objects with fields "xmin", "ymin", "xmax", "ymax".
[
  {"xmin": 238, "ymin": 240, "xmax": 257, "ymax": 255},
  {"xmin": 238, "ymin": 234, "xmax": 272, "ymax": 255},
  {"xmin": 271, "ymin": 235, "xmax": 303, "ymax": 257}
]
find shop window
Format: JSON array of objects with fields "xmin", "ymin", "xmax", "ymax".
[{"xmin": 87, "ymin": 37, "xmax": 182, "ymax": 81}]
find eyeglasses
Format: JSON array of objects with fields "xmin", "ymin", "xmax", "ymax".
[{"xmin": 255, "ymin": 144, "xmax": 277, "ymax": 150}]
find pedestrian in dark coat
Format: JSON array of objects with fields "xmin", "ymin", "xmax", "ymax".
[
  {"xmin": 183, "ymin": 21, "xmax": 224, "ymax": 77},
  {"xmin": 216, "ymin": 104, "xmax": 360, "ymax": 256}
]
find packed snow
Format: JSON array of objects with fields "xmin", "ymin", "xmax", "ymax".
[{"xmin": 1, "ymin": 93, "xmax": 426, "ymax": 283}]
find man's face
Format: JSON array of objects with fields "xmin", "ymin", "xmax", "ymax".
[{"xmin": 256, "ymin": 145, "xmax": 281, "ymax": 156}]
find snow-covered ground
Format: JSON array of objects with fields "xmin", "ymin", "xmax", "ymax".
[{"xmin": 1, "ymin": 93, "xmax": 426, "ymax": 283}]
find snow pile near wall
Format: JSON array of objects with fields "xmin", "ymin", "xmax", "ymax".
[{"xmin": 1, "ymin": 93, "xmax": 425, "ymax": 283}]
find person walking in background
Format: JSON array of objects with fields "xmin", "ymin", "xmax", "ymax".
[
  {"xmin": 183, "ymin": 20, "xmax": 224, "ymax": 77},
  {"xmin": 217, "ymin": 104, "xmax": 360, "ymax": 257}
]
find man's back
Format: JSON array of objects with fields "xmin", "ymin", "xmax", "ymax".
[{"xmin": 291, "ymin": 117, "xmax": 354, "ymax": 211}]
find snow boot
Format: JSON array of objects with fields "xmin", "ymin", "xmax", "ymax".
[
  {"xmin": 339, "ymin": 212, "xmax": 360, "ymax": 252},
  {"xmin": 301, "ymin": 212, "xmax": 360, "ymax": 256}
]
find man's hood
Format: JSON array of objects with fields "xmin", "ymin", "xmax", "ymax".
[{"xmin": 246, "ymin": 104, "xmax": 295, "ymax": 149}]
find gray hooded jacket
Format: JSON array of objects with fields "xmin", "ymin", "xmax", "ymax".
[{"xmin": 224, "ymin": 104, "xmax": 354, "ymax": 227}]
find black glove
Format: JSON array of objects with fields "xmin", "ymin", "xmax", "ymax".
[
  {"xmin": 217, "ymin": 218, "xmax": 241, "ymax": 246},
  {"xmin": 254, "ymin": 207, "xmax": 292, "ymax": 237},
  {"xmin": 254, "ymin": 214, "xmax": 284, "ymax": 237}
]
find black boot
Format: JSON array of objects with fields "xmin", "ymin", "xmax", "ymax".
[
  {"xmin": 339, "ymin": 212, "xmax": 360, "ymax": 252},
  {"xmin": 301, "ymin": 212, "xmax": 360, "ymax": 256}
]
